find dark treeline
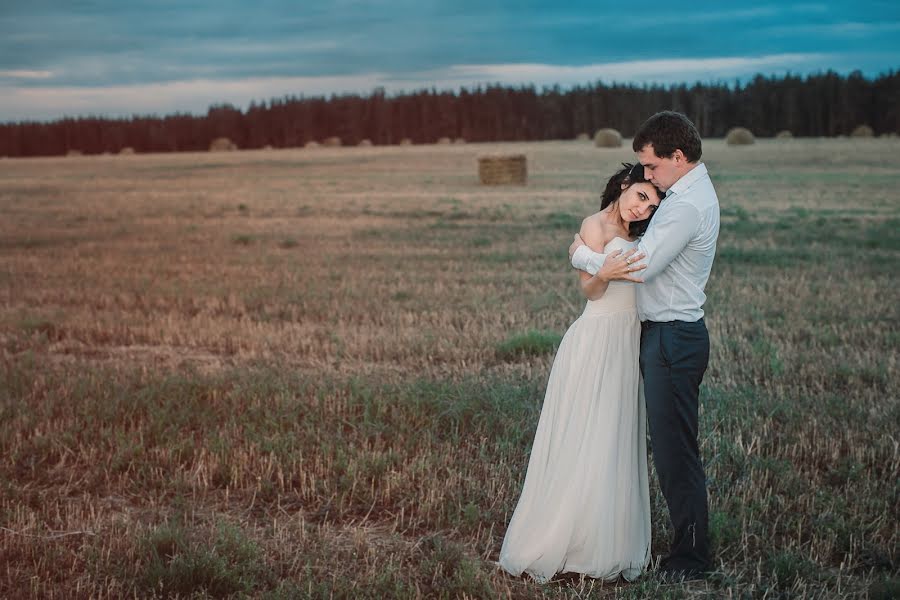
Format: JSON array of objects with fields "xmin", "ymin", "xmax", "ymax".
[{"xmin": 1, "ymin": 69, "xmax": 898, "ymax": 157}]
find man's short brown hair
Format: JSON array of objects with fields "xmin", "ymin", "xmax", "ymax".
[{"xmin": 632, "ymin": 111, "xmax": 702, "ymax": 162}]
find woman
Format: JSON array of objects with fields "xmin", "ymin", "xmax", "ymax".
[{"xmin": 498, "ymin": 163, "xmax": 663, "ymax": 583}]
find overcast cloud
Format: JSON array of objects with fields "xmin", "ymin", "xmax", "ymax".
[{"xmin": 1, "ymin": 1, "xmax": 897, "ymax": 121}]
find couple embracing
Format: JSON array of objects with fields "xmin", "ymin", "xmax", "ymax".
[{"xmin": 498, "ymin": 111, "xmax": 720, "ymax": 583}]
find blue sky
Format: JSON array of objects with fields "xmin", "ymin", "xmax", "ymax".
[{"xmin": 1, "ymin": 1, "xmax": 898, "ymax": 121}]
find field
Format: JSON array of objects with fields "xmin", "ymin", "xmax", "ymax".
[{"xmin": 1, "ymin": 139, "xmax": 898, "ymax": 599}]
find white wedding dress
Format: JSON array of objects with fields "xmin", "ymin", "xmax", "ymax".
[{"xmin": 498, "ymin": 237, "xmax": 651, "ymax": 583}]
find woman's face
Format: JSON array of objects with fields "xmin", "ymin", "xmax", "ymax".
[{"xmin": 618, "ymin": 182, "xmax": 661, "ymax": 222}]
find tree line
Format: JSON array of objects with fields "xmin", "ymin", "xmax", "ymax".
[{"xmin": 1, "ymin": 69, "xmax": 897, "ymax": 157}]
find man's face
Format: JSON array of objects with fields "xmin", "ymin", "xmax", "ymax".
[{"xmin": 636, "ymin": 144, "xmax": 680, "ymax": 192}]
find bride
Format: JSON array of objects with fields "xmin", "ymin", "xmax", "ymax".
[{"xmin": 498, "ymin": 163, "xmax": 663, "ymax": 583}]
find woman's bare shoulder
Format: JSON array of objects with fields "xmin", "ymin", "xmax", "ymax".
[{"xmin": 580, "ymin": 212, "xmax": 614, "ymax": 252}]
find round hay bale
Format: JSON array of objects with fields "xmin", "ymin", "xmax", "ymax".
[
  {"xmin": 304, "ymin": 141, "xmax": 320, "ymax": 149},
  {"xmin": 119, "ymin": 146, "xmax": 135, "ymax": 155},
  {"xmin": 593, "ymin": 128, "xmax": 622, "ymax": 148},
  {"xmin": 399, "ymin": 138, "xmax": 412, "ymax": 146},
  {"xmin": 358, "ymin": 139, "xmax": 373, "ymax": 147},
  {"xmin": 478, "ymin": 154, "xmax": 527, "ymax": 185},
  {"xmin": 454, "ymin": 137, "xmax": 466, "ymax": 145},
  {"xmin": 323, "ymin": 136, "xmax": 342, "ymax": 147},
  {"xmin": 437, "ymin": 137, "xmax": 452, "ymax": 145},
  {"xmin": 262, "ymin": 144, "xmax": 273, "ymax": 150},
  {"xmin": 850, "ymin": 124, "xmax": 873, "ymax": 138},
  {"xmin": 725, "ymin": 127, "xmax": 755, "ymax": 146},
  {"xmin": 66, "ymin": 149, "xmax": 83, "ymax": 157},
  {"xmin": 575, "ymin": 133, "xmax": 590, "ymax": 141},
  {"xmin": 775, "ymin": 130, "xmax": 793, "ymax": 139},
  {"xmin": 210, "ymin": 137, "xmax": 237, "ymax": 151}
]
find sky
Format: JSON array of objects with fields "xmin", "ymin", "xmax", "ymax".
[{"xmin": 1, "ymin": 1, "xmax": 898, "ymax": 122}]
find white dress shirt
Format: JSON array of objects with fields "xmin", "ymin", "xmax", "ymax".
[{"xmin": 571, "ymin": 163, "xmax": 720, "ymax": 322}]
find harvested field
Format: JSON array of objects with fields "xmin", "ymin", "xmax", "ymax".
[{"xmin": 1, "ymin": 139, "xmax": 898, "ymax": 598}]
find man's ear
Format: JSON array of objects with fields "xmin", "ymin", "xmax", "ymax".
[{"xmin": 673, "ymin": 149, "xmax": 685, "ymax": 164}]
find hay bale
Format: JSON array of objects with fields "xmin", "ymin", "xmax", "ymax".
[
  {"xmin": 323, "ymin": 136, "xmax": 342, "ymax": 147},
  {"xmin": 725, "ymin": 127, "xmax": 755, "ymax": 145},
  {"xmin": 119, "ymin": 146, "xmax": 135, "ymax": 155},
  {"xmin": 881, "ymin": 132, "xmax": 899, "ymax": 139},
  {"xmin": 66, "ymin": 149, "xmax": 83, "ymax": 157},
  {"xmin": 358, "ymin": 139, "xmax": 373, "ymax": 147},
  {"xmin": 399, "ymin": 138, "xmax": 412, "ymax": 146},
  {"xmin": 262, "ymin": 144, "xmax": 273, "ymax": 150},
  {"xmin": 575, "ymin": 133, "xmax": 590, "ymax": 141},
  {"xmin": 775, "ymin": 130, "xmax": 793, "ymax": 139},
  {"xmin": 304, "ymin": 141, "xmax": 320, "ymax": 149},
  {"xmin": 850, "ymin": 124, "xmax": 874, "ymax": 138},
  {"xmin": 454, "ymin": 137, "xmax": 466, "ymax": 145},
  {"xmin": 210, "ymin": 137, "xmax": 237, "ymax": 151},
  {"xmin": 593, "ymin": 128, "xmax": 622, "ymax": 148},
  {"xmin": 478, "ymin": 154, "xmax": 527, "ymax": 185},
  {"xmin": 437, "ymin": 137, "xmax": 452, "ymax": 145}
]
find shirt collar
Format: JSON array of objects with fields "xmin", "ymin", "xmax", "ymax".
[{"xmin": 666, "ymin": 162, "xmax": 708, "ymax": 197}]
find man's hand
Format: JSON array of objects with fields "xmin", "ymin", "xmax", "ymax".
[
  {"xmin": 568, "ymin": 233, "xmax": 586, "ymax": 261},
  {"xmin": 599, "ymin": 248, "xmax": 647, "ymax": 283}
]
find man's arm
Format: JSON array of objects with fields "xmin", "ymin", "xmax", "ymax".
[
  {"xmin": 571, "ymin": 242, "xmax": 608, "ymax": 275},
  {"xmin": 569, "ymin": 234, "xmax": 647, "ymax": 281},
  {"xmin": 634, "ymin": 202, "xmax": 699, "ymax": 281}
]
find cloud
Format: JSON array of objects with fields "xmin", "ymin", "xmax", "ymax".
[
  {"xmin": 0, "ymin": 70, "xmax": 53, "ymax": 79},
  {"xmin": 764, "ymin": 20, "xmax": 900, "ymax": 37},
  {"xmin": 426, "ymin": 54, "xmax": 829, "ymax": 88},
  {"xmin": 0, "ymin": 53, "xmax": 840, "ymax": 121}
]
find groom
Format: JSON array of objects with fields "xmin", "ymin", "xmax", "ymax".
[{"xmin": 569, "ymin": 111, "xmax": 720, "ymax": 580}]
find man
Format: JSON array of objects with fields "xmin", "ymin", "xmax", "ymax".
[{"xmin": 568, "ymin": 111, "xmax": 720, "ymax": 580}]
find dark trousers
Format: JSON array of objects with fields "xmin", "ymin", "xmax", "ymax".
[{"xmin": 639, "ymin": 318, "xmax": 711, "ymax": 572}]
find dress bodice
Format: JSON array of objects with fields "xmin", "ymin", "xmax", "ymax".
[{"xmin": 581, "ymin": 237, "xmax": 638, "ymax": 316}]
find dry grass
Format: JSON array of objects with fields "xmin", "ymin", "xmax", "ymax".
[{"xmin": 1, "ymin": 139, "xmax": 898, "ymax": 598}]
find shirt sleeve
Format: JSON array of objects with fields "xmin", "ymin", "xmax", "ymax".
[
  {"xmin": 571, "ymin": 245, "xmax": 608, "ymax": 275},
  {"xmin": 636, "ymin": 199, "xmax": 700, "ymax": 281}
]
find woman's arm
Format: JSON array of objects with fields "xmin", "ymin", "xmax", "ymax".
[{"xmin": 579, "ymin": 269, "xmax": 609, "ymax": 301}]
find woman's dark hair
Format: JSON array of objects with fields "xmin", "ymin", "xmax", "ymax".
[
  {"xmin": 600, "ymin": 162, "xmax": 663, "ymax": 238},
  {"xmin": 631, "ymin": 110, "xmax": 702, "ymax": 162}
]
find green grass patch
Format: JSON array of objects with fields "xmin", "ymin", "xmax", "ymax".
[
  {"xmin": 764, "ymin": 549, "xmax": 819, "ymax": 590},
  {"xmin": 495, "ymin": 329, "xmax": 563, "ymax": 361},
  {"xmin": 138, "ymin": 520, "xmax": 273, "ymax": 597},
  {"xmin": 545, "ymin": 211, "xmax": 581, "ymax": 230},
  {"xmin": 231, "ymin": 233, "xmax": 255, "ymax": 245}
]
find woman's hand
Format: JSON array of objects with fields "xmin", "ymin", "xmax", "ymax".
[{"xmin": 598, "ymin": 249, "xmax": 647, "ymax": 283}]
